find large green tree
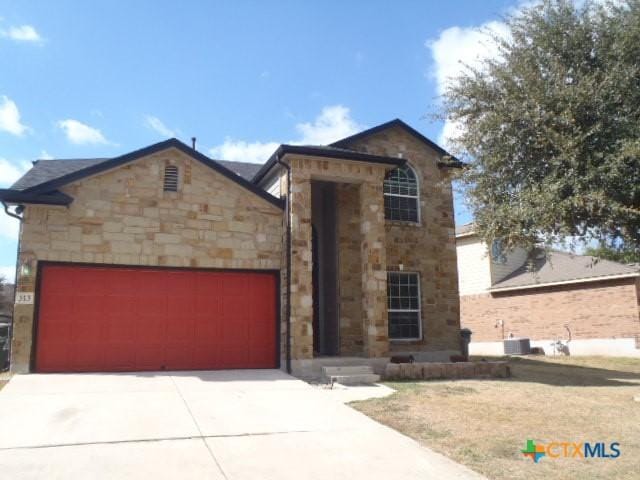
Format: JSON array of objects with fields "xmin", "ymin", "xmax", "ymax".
[{"xmin": 442, "ymin": 0, "xmax": 640, "ymax": 253}]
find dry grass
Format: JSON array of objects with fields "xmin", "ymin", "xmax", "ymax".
[{"xmin": 352, "ymin": 356, "xmax": 640, "ymax": 480}]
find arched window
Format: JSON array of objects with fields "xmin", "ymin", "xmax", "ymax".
[{"xmin": 383, "ymin": 165, "xmax": 419, "ymax": 222}]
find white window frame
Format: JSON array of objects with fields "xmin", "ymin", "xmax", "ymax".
[
  {"xmin": 387, "ymin": 271, "xmax": 422, "ymax": 341},
  {"xmin": 383, "ymin": 164, "xmax": 420, "ymax": 223}
]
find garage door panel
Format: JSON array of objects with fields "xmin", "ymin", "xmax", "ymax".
[
  {"xmin": 39, "ymin": 293, "xmax": 74, "ymax": 317},
  {"xmin": 73, "ymin": 295, "xmax": 106, "ymax": 319},
  {"xmin": 135, "ymin": 345, "xmax": 165, "ymax": 371},
  {"xmin": 106, "ymin": 296, "xmax": 137, "ymax": 318},
  {"xmin": 35, "ymin": 265, "xmax": 277, "ymax": 372},
  {"xmin": 36, "ymin": 342, "xmax": 72, "ymax": 372},
  {"xmin": 104, "ymin": 314, "xmax": 135, "ymax": 342},
  {"xmin": 105, "ymin": 343, "xmax": 137, "ymax": 370},
  {"xmin": 72, "ymin": 342, "xmax": 105, "ymax": 370},
  {"xmin": 40, "ymin": 266, "xmax": 74, "ymax": 294}
]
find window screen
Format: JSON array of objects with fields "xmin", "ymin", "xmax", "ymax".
[
  {"xmin": 387, "ymin": 271, "xmax": 421, "ymax": 340},
  {"xmin": 383, "ymin": 165, "xmax": 419, "ymax": 222}
]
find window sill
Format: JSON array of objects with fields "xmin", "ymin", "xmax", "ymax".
[
  {"xmin": 390, "ymin": 338, "xmax": 423, "ymax": 344},
  {"xmin": 385, "ymin": 220, "xmax": 422, "ymax": 228}
]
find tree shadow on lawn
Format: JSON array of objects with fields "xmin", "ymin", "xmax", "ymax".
[{"xmin": 474, "ymin": 356, "xmax": 640, "ymax": 387}]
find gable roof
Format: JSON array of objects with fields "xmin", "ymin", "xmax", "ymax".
[
  {"xmin": 491, "ymin": 249, "xmax": 639, "ymax": 292},
  {"xmin": 330, "ymin": 118, "xmax": 464, "ymax": 167},
  {"xmin": 216, "ymin": 160, "xmax": 263, "ymax": 180},
  {"xmin": 4, "ymin": 138, "xmax": 283, "ymax": 209},
  {"xmin": 11, "ymin": 159, "xmax": 108, "ymax": 191},
  {"xmin": 251, "ymin": 143, "xmax": 406, "ymax": 185},
  {"xmin": 11, "ymin": 157, "xmax": 262, "ymax": 192}
]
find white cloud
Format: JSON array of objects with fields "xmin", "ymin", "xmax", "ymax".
[
  {"xmin": 0, "ymin": 266, "xmax": 16, "ymax": 283},
  {"xmin": 209, "ymin": 105, "xmax": 363, "ymax": 164},
  {"xmin": 428, "ymin": 21, "xmax": 509, "ymax": 97},
  {"xmin": 295, "ymin": 105, "xmax": 363, "ymax": 145},
  {"xmin": 0, "ymin": 158, "xmax": 27, "ymax": 187},
  {"xmin": 57, "ymin": 119, "xmax": 108, "ymax": 145},
  {"xmin": 39, "ymin": 150, "xmax": 54, "ymax": 160},
  {"xmin": 1, "ymin": 24, "xmax": 42, "ymax": 43},
  {"xmin": 144, "ymin": 115, "xmax": 176, "ymax": 138},
  {"xmin": 210, "ymin": 139, "xmax": 279, "ymax": 164},
  {"xmin": 428, "ymin": 20, "xmax": 510, "ymax": 148},
  {"xmin": 0, "ymin": 95, "xmax": 29, "ymax": 136},
  {"xmin": 0, "ymin": 158, "xmax": 29, "ymax": 241},
  {"xmin": 209, "ymin": 105, "xmax": 365, "ymax": 163}
]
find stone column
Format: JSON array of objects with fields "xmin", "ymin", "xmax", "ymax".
[
  {"xmin": 359, "ymin": 180, "xmax": 389, "ymax": 357},
  {"xmin": 289, "ymin": 173, "xmax": 314, "ymax": 359}
]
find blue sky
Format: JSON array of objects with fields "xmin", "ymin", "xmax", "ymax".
[{"xmin": 0, "ymin": 0, "xmax": 521, "ymax": 279}]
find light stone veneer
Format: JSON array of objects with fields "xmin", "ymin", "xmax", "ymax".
[
  {"xmin": 337, "ymin": 126, "xmax": 461, "ymax": 354},
  {"xmin": 285, "ymin": 155, "xmax": 392, "ymax": 360},
  {"xmin": 11, "ymin": 126, "xmax": 463, "ymax": 373},
  {"xmin": 11, "ymin": 147, "xmax": 283, "ymax": 373}
]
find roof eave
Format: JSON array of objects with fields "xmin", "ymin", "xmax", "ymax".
[
  {"xmin": 330, "ymin": 118, "xmax": 463, "ymax": 165},
  {"xmin": 489, "ymin": 272, "xmax": 640, "ymax": 293},
  {"xmin": 0, "ymin": 189, "xmax": 73, "ymax": 206},
  {"xmin": 251, "ymin": 144, "xmax": 406, "ymax": 185},
  {"xmin": 21, "ymin": 139, "xmax": 284, "ymax": 210}
]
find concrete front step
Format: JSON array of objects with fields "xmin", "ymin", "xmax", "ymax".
[
  {"xmin": 322, "ymin": 366, "xmax": 380, "ymax": 385},
  {"xmin": 330, "ymin": 373, "xmax": 382, "ymax": 386},
  {"xmin": 322, "ymin": 365, "xmax": 374, "ymax": 377}
]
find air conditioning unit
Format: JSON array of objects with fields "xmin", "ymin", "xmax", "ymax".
[{"xmin": 503, "ymin": 338, "xmax": 531, "ymax": 355}]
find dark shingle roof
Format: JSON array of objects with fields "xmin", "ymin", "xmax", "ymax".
[
  {"xmin": 330, "ymin": 118, "xmax": 463, "ymax": 166},
  {"xmin": 11, "ymin": 159, "xmax": 107, "ymax": 190},
  {"xmin": 491, "ymin": 250, "xmax": 639, "ymax": 290},
  {"xmin": 11, "ymin": 156, "xmax": 264, "ymax": 191},
  {"xmin": 216, "ymin": 160, "xmax": 264, "ymax": 180}
]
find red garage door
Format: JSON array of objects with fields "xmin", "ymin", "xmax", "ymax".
[{"xmin": 35, "ymin": 264, "xmax": 278, "ymax": 373}]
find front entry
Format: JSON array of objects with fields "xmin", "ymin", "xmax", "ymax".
[{"xmin": 311, "ymin": 181, "xmax": 339, "ymax": 356}]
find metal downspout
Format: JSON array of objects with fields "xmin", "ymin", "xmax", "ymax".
[
  {"xmin": 2, "ymin": 201, "xmax": 24, "ymax": 372},
  {"xmin": 276, "ymin": 158, "xmax": 292, "ymax": 374}
]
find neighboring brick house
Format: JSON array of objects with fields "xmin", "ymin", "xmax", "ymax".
[
  {"xmin": 0, "ymin": 119, "xmax": 463, "ymax": 376},
  {"xmin": 456, "ymin": 224, "xmax": 640, "ymax": 356}
]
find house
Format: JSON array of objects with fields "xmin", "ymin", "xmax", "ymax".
[
  {"xmin": 0, "ymin": 119, "xmax": 463, "ymax": 377},
  {"xmin": 456, "ymin": 224, "xmax": 640, "ymax": 356}
]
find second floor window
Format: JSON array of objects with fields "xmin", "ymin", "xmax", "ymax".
[{"xmin": 383, "ymin": 165, "xmax": 419, "ymax": 222}]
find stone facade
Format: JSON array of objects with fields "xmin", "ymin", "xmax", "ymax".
[
  {"xmin": 461, "ymin": 278, "xmax": 640, "ymax": 344},
  {"xmin": 283, "ymin": 126, "xmax": 461, "ymax": 369},
  {"xmin": 341, "ymin": 126, "xmax": 461, "ymax": 354},
  {"xmin": 9, "ymin": 123, "xmax": 462, "ymax": 374},
  {"xmin": 285, "ymin": 155, "xmax": 392, "ymax": 361},
  {"xmin": 11, "ymin": 147, "xmax": 283, "ymax": 373},
  {"xmin": 336, "ymin": 183, "xmax": 364, "ymax": 355}
]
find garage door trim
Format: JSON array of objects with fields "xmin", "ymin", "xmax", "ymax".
[{"xmin": 30, "ymin": 261, "xmax": 281, "ymax": 372}]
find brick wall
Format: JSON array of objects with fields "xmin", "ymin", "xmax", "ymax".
[
  {"xmin": 11, "ymin": 147, "xmax": 283, "ymax": 372},
  {"xmin": 460, "ymin": 278, "xmax": 640, "ymax": 343}
]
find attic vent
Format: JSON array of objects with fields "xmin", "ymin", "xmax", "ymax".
[{"xmin": 163, "ymin": 165, "xmax": 179, "ymax": 192}]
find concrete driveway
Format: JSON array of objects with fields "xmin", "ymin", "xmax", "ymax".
[{"xmin": 0, "ymin": 370, "xmax": 485, "ymax": 480}]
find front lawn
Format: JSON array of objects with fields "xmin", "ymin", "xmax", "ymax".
[{"xmin": 351, "ymin": 356, "xmax": 640, "ymax": 480}]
